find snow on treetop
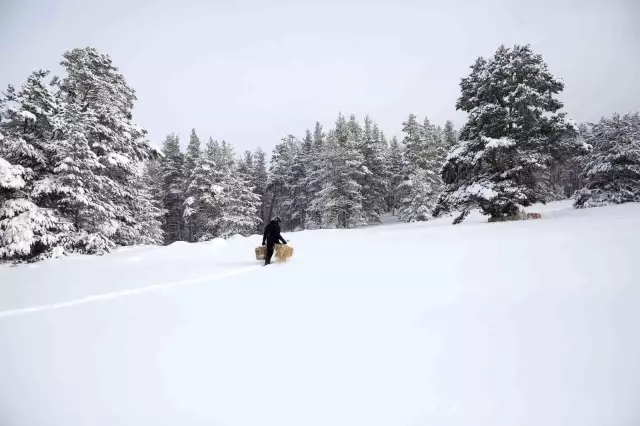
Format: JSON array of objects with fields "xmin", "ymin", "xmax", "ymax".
[
  {"xmin": 32, "ymin": 177, "xmax": 57, "ymax": 196},
  {"xmin": 482, "ymin": 136, "xmax": 515, "ymax": 149},
  {"xmin": 18, "ymin": 110, "xmax": 37, "ymax": 121},
  {"xmin": 0, "ymin": 157, "xmax": 26, "ymax": 190},
  {"xmin": 0, "ymin": 198, "xmax": 36, "ymax": 218},
  {"xmin": 106, "ymin": 153, "xmax": 130, "ymax": 166},
  {"xmin": 466, "ymin": 182, "xmax": 498, "ymax": 200},
  {"xmin": 150, "ymin": 146, "xmax": 165, "ymax": 158},
  {"xmin": 566, "ymin": 117, "xmax": 580, "ymax": 132},
  {"xmin": 446, "ymin": 144, "xmax": 468, "ymax": 161},
  {"xmin": 211, "ymin": 184, "xmax": 224, "ymax": 195},
  {"xmin": 0, "ymin": 132, "xmax": 4, "ymax": 140}
]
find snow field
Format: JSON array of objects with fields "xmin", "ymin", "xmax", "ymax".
[{"xmin": 0, "ymin": 201, "xmax": 639, "ymax": 426}]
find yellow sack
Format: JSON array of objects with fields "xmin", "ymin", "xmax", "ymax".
[
  {"xmin": 274, "ymin": 244, "xmax": 294, "ymax": 262},
  {"xmin": 254, "ymin": 244, "xmax": 294, "ymax": 262},
  {"xmin": 255, "ymin": 246, "xmax": 266, "ymax": 260}
]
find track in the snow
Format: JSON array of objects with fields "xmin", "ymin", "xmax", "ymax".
[{"xmin": 0, "ymin": 265, "xmax": 261, "ymax": 319}]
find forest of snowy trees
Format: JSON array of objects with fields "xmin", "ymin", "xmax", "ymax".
[{"xmin": 2, "ymin": 44, "xmax": 639, "ymax": 262}]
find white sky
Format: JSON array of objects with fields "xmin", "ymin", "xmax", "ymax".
[{"xmin": 1, "ymin": 0, "xmax": 639, "ymax": 153}]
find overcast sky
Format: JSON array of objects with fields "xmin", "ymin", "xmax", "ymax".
[{"xmin": 1, "ymin": 0, "xmax": 639, "ymax": 153}]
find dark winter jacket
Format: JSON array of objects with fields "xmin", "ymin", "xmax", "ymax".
[{"xmin": 262, "ymin": 220, "xmax": 287, "ymax": 245}]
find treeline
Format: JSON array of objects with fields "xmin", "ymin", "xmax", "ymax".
[
  {"xmin": 2, "ymin": 44, "xmax": 639, "ymax": 262},
  {"xmin": 150, "ymin": 112, "xmax": 458, "ymax": 243},
  {"xmin": 145, "ymin": 131, "xmax": 265, "ymax": 243}
]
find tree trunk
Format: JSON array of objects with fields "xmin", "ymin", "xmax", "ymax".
[{"xmin": 267, "ymin": 191, "xmax": 277, "ymax": 222}]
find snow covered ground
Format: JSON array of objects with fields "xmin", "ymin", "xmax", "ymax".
[{"xmin": 1, "ymin": 200, "xmax": 639, "ymax": 426}]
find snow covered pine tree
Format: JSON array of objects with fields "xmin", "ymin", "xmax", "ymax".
[
  {"xmin": 251, "ymin": 147, "xmax": 269, "ymax": 230},
  {"xmin": 0, "ymin": 70, "xmax": 72, "ymax": 261},
  {"xmin": 319, "ymin": 114, "xmax": 366, "ymax": 228},
  {"xmin": 1, "ymin": 48, "xmax": 161, "ymax": 261},
  {"xmin": 159, "ymin": 133, "xmax": 185, "ymax": 243},
  {"xmin": 183, "ymin": 129, "xmax": 202, "ymax": 242},
  {"xmin": 53, "ymin": 48, "xmax": 162, "ymax": 253},
  {"xmin": 574, "ymin": 112, "xmax": 640, "ymax": 208},
  {"xmin": 304, "ymin": 122, "xmax": 326, "ymax": 229},
  {"xmin": 434, "ymin": 44, "xmax": 579, "ymax": 224},
  {"xmin": 397, "ymin": 115, "xmax": 443, "ymax": 222},
  {"xmin": 210, "ymin": 143, "xmax": 261, "ymax": 238},
  {"xmin": 386, "ymin": 135, "xmax": 405, "ymax": 214},
  {"xmin": 359, "ymin": 116, "xmax": 388, "ymax": 223}
]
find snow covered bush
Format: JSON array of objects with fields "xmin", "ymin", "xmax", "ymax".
[
  {"xmin": 574, "ymin": 113, "xmax": 640, "ymax": 208},
  {"xmin": 434, "ymin": 44, "xmax": 580, "ymax": 223}
]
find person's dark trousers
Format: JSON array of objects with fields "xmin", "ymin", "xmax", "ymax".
[{"xmin": 265, "ymin": 242, "xmax": 275, "ymax": 265}]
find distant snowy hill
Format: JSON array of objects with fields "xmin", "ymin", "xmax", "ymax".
[{"xmin": 1, "ymin": 201, "xmax": 638, "ymax": 426}]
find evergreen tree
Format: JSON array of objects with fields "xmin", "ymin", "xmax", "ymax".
[
  {"xmin": 311, "ymin": 130, "xmax": 365, "ymax": 228},
  {"xmin": 55, "ymin": 47, "xmax": 157, "ymax": 250},
  {"xmin": 285, "ymin": 131, "xmax": 313, "ymax": 230},
  {"xmin": 335, "ymin": 113, "xmax": 349, "ymax": 145},
  {"xmin": 0, "ymin": 70, "xmax": 70, "ymax": 261},
  {"xmin": 386, "ymin": 135, "xmax": 405, "ymax": 214},
  {"xmin": 184, "ymin": 138, "xmax": 225, "ymax": 241},
  {"xmin": 360, "ymin": 117, "xmax": 388, "ymax": 222},
  {"xmin": 212, "ymin": 169, "xmax": 261, "ymax": 238},
  {"xmin": 265, "ymin": 135, "xmax": 310, "ymax": 230},
  {"xmin": 305, "ymin": 122, "xmax": 326, "ymax": 228},
  {"xmin": 307, "ymin": 116, "xmax": 366, "ymax": 229},
  {"xmin": 549, "ymin": 126, "xmax": 589, "ymax": 199},
  {"xmin": 128, "ymin": 172, "xmax": 164, "ymax": 246},
  {"xmin": 402, "ymin": 114, "xmax": 428, "ymax": 172},
  {"xmin": 49, "ymin": 103, "xmax": 118, "ymax": 254},
  {"xmin": 347, "ymin": 114, "xmax": 363, "ymax": 147},
  {"xmin": 142, "ymin": 157, "xmax": 166, "ymax": 240},
  {"xmin": 399, "ymin": 168, "xmax": 438, "ymax": 222},
  {"xmin": 0, "ymin": 156, "xmax": 70, "ymax": 261},
  {"xmin": 251, "ymin": 147, "xmax": 268, "ymax": 229},
  {"xmin": 159, "ymin": 133, "xmax": 185, "ymax": 243},
  {"xmin": 265, "ymin": 136, "xmax": 295, "ymax": 224},
  {"xmin": 183, "ymin": 129, "xmax": 202, "ymax": 242},
  {"xmin": 237, "ymin": 150, "xmax": 254, "ymax": 179},
  {"xmin": 219, "ymin": 140, "xmax": 235, "ymax": 173},
  {"xmin": 435, "ymin": 44, "xmax": 578, "ymax": 223},
  {"xmin": 574, "ymin": 113, "xmax": 640, "ymax": 208},
  {"xmin": 427, "ymin": 122, "xmax": 446, "ymax": 166},
  {"xmin": 206, "ymin": 138, "xmax": 222, "ymax": 167},
  {"xmin": 313, "ymin": 121, "xmax": 325, "ymax": 149},
  {"xmin": 184, "ymin": 129, "xmax": 201, "ymax": 175},
  {"xmin": 443, "ymin": 120, "xmax": 458, "ymax": 151},
  {"xmin": 397, "ymin": 116, "xmax": 442, "ymax": 221}
]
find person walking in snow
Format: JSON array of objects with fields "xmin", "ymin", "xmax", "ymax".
[{"xmin": 262, "ymin": 217, "xmax": 287, "ymax": 265}]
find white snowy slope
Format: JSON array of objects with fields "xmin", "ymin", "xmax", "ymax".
[{"xmin": 1, "ymin": 201, "xmax": 639, "ymax": 426}]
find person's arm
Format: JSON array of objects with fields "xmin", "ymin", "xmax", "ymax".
[
  {"xmin": 279, "ymin": 234, "xmax": 287, "ymax": 245},
  {"xmin": 262, "ymin": 226, "xmax": 268, "ymax": 245}
]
